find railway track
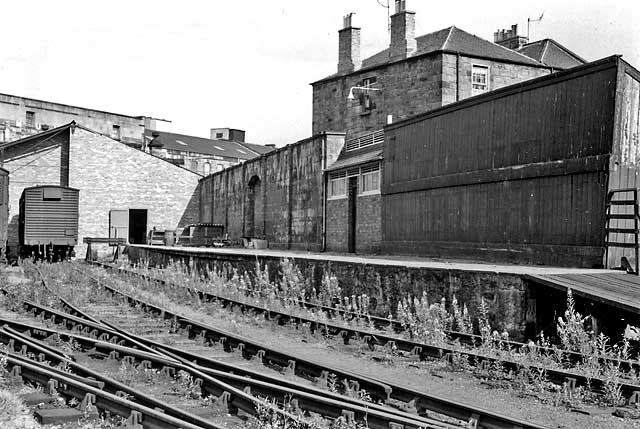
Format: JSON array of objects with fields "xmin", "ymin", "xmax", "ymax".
[
  {"xmin": 4, "ymin": 269, "xmax": 468, "ymax": 428},
  {"xmin": 90, "ymin": 261, "xmax": 640, "ymax": 402},
  {"xmin": 36, "ymin": 262, "xmax": 552, "ymax": 429},
  {"xmin": 2, "ymin": 345, "xmax": 216, "ymax": 429},
  {"xmin": 101, "ymin": 261, "xmax": 640, "ymax": 374}
]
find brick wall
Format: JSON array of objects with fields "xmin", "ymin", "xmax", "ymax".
[
  {"xmin": 69, "ymin": 127, "xmax": 200, "ymax": 256},
  {"xmin": 326, "ymin": 198, "xmax": 347, "ymax": 251},
  {"xmin": 356, "ymin": 193, "xmax": 382, "ymax": 252},
  {"xmin": 201, "ymin": 133, "xmax": 345, "ymax": 250},
  {"xmin": 326, "ymin": 193, "xmax": 381, "ymax": 253}
]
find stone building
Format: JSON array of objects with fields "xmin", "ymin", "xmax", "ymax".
[
  {"xmin": 312, "ymin": 1, "xmax": 557, "ymax": 253},
  {"xmin": 312, "ymin": 2, "xmax": 552, "ymax": 141},
  {"xmin": 199, "ymin": 132, "xmax": 344, "ymax": 251},
  {"xmin": 0, "ymin": 92, "xmax": 169, "ymax": 148},
  {"xmin": 493, "ymin": 24, "xmax": 587, "ymax": 71},
  {"xmin": 145, "ymin": 128, "xmax": 274, "ymax": 176},
  {"xmin": 0, "ymin": 122, "xmax": 200, "ymax": 257}
]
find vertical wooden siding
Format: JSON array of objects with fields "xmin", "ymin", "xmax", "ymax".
[
  {"xmin": 382, "ymin": 60, "xmax": 620, "ymax": 267},
  {"xmin": 607, "ymin": 66, "xmax": 640, "ymax": 266}
]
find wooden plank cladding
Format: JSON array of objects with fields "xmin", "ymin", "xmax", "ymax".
[{"xmin": 382, "ymin": 56, "xmax": 640, "ymax": 267}]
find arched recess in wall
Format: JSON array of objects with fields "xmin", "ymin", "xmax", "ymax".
[{"xmin": 245, "ymin": 175, "xmax": 264, "ymax": 238}]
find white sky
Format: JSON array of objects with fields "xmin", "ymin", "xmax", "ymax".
[{"xmin": 0, "ymin": 1, "xmax": 638, "ymax": 146}]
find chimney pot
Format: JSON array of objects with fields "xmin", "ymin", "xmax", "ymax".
[
  {"xmin": 395, "ymin": 0, "xmax": 406, "ymax": 13},
  {"xmin": 494, "ymin": 23, "xmax": 527, "ymax": 49},
  {"xmin": 343, "ymin": 12, "xmax": 354, "ymax": 28}
]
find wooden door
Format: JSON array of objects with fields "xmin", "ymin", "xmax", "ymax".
[{"xmin": 109, "ymin": 210, "xmax": 128, "ymax": 242}]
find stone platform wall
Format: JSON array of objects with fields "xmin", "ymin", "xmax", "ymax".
[{"xmin": 127, "ymin": 245, "xmax": 531, "ymax": 339}]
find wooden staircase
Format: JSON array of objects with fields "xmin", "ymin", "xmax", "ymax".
[{"xmin": 605, "ymin": 188, "xmax": 640, "ymax": 274}]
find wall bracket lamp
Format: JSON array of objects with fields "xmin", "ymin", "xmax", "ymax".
[{"xmin": 347, "ymin": 86, "xmax": 382, "ymax": 100}]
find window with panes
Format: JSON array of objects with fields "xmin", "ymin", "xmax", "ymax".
[
  {"xmin": 328, "ymin": 172, "xmax": 347, "ymax": 199},
  {"xmin": 471, "ymin": 65, "xmax": 489, "ymax": 95}
]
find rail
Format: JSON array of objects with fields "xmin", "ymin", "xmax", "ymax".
[
  {"xmin": 98, "ymin": 261, "xmax": 640, "ymax": 375},
  {"xmin": 74, "ymin": 265, "xmax": 549, "ymax": 429},
  {"xmin": 3, "ymin": 354, "xmax": 208, "ymax": 429},
  {"xmin": 4, "ymin": 288, "xmax": 452, "ymax": 428}
]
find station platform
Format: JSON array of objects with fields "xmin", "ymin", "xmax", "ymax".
[
  {"xmin": 525, "ymin": 272, "xmax": 640, "ymax": 315},
  {"xmin": 126, "ymin": 245, "xmax": 640, "ymax": 325}
]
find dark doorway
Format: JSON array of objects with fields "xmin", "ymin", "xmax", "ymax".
[
  {"xmin": 128, "ymin": 209, "xmax": 148, "ymax": 244},
  {"xmin": 347, "ymin": 176, "xmax": 358, "ymax": 253}
]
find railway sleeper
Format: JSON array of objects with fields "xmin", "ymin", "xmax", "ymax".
[
  {"xmin": 77, "ymin": 269, "xmax": 551, "ymax": 428},
  {"xmin": 88, "ymin": 320, "xmax": 446, "ymax": 429},
  {"xmin": 2, "ymin": 331, "xmax": 226, "ymax": 429}
]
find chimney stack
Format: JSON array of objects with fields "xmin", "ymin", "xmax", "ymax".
[
  {"xmin": 494, "ymin": 23, "xmax": 528, "ymax": 49},
  {"xmin": 389, "ymin": 0, "xmax": 416, "ymax": 61},
  {"xmin": 337, "ymin": 13, "xmax": 361, "ymax": 74}
]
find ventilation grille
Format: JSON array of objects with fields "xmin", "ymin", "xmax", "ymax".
[{"xmin": 345, "ymin": 129, "xmax": 384, "ymax": 152}]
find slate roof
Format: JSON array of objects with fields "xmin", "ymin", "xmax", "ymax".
[
  {"xmin": 314, "ymin": 26, "xmax": 546, "ymax": 83},
  {"xmin": 144, "ymin": 130, "xmax": 274, "ymax": 160},
  {"xmin": 516, "ymin": 39, "xmax": 586, "ymax": 70}
]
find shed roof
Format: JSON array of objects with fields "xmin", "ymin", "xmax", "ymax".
[
  {"xmin": 0, "ymin": 121, "xmax": 201, "ymax": 176},
  {"xmin": 314, "ymin": 26, "xmax": 546, "ymax": 84},
  {"xmin": 0, "ymin": 122, "xmax": 71, "ymax": 151},
  {"xmin": 517, "ymin": 39, "xmax": 586, "ymax": 70},
  {"xmin": 144, "ymin": 130, "xmax": 274, "ymax": 160}
]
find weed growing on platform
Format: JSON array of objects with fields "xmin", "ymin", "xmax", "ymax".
[{"xmin": 557, "ymin": 289, "xmax": 592, "ymax": 354}]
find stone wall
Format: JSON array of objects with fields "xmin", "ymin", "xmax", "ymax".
[
  {"xmin": 312, "ymin": 55, "xmax": 443, "ymax": 140},
  {"xmin": 312, "ymin": 53, "xmax": 550, "ymax": 140},
  {"xmin": 200, "ymin": 132, "xmax": 345, "ymax": 251},
  {"xmin": 440, "ymin": 54, "xmax": 551, "ymax": 104},
  {"xmin": 127, "ymin": 245, "xmax": 530, "ymax": 338}
]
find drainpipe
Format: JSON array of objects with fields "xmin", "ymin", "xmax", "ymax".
[
  {"xmin": 321, "ymin": 133, "xmax": 327, "ymax": 252},
  {"xmin": 456, "ymin": 53, "xmax": 460, "ymax": 102}
]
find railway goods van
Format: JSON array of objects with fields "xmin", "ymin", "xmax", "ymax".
[
  {"xmin": 19, "ymin": 185, "xmax": 79, "ymax": 261},
  {"xmin": 0, "ymin": 168, "xmax": 8, "ymax": 261}
]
